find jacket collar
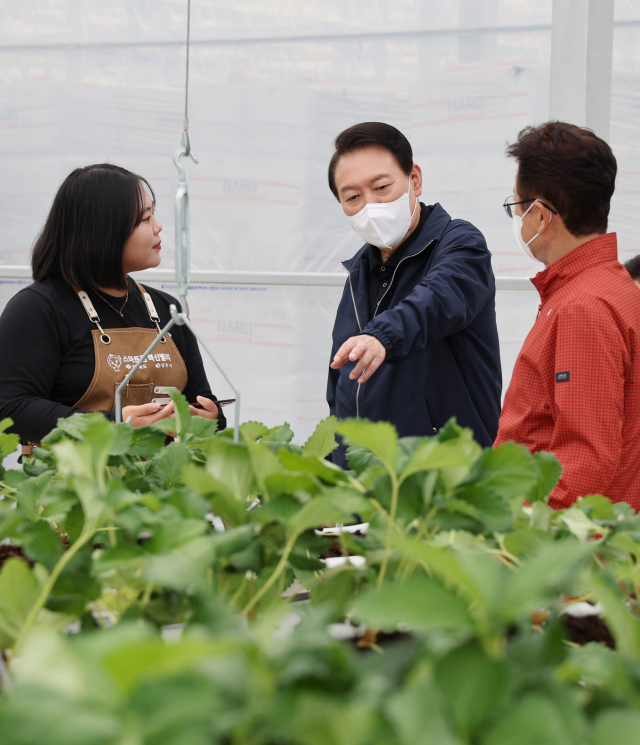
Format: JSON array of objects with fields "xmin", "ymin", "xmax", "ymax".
[
  {"xmin": 341, "ymin": 202, "xmax": 451, "ymax": 274},
  {"xmin": 340, "ymin": 203, "xmax": 451, "ymax": 329},
  {"xmin": 530, "ymin": 233, "xmax": 618, "ymax": 303}
]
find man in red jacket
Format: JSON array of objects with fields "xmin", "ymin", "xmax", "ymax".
[{"xmin": 496, "ymin": 121, "xmax": 640, "ymax": 510}]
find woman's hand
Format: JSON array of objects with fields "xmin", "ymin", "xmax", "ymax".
[
  {"xmin": 189, "ymin": 395, "xmax": 219, "ymax": 419},
  {"xmin": 122, "ymin": 401, "xmax": 174, "ymax": 427}
]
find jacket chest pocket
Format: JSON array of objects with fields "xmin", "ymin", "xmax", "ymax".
[{"xmin": 114, "ymin": 382, "xmax": 153, "ymax": 409}]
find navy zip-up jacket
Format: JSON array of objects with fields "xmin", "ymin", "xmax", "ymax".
[{"xmin": 327, "ymin": 203, "xmax": 502, "ymax": 468}]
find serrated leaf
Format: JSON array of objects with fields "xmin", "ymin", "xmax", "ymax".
[
  {"xmin": 0, "ymin": 430, "xmax": 19, "ymax": 460},
  {"xmin": 435, "ymin": 642, "xmax": 508, "ymax": 738},
  {"xmin": 346, "ymin": 445, "xmax": 381, "ymax": 476},
  {"xmin": 531, "ymin": 450, "xmax": 562, "ymax": 502},
  {"xmin": 130, "ymin": 426, "xmax": 168, "ymax": 458},
  {"xmin": 401, "ymin": 440, "xmax": 471, "ymax": 482},
  {"xmin": 263, "ymin": 423, "xmax": 294, "ymax": 443},
  {"xmin": 279, "ymin": 449, "xmax": 348, "ymax": 485},
  {"xmin": 186, "ymin": 415, "xmax": 219, "ymax": 439},
  {"xmin": 589, "ymin": 571, "xmax": 640, "ymax": 656},
  {"xmin": 16, "ymin": 472, "xmax": 53, "ymax": 521},
  {"xmin": 181, "ymin": 463, "xmax": 247, "ymax": 526},
  {"xmin": 205, "ymin": 438, "xmax": 254, "ymax": 503},
  {"xmin": 286, "ymin": 496, "xmax": 344, "ymax": 538},
  {"xmin": 559, "ymin": 507, "xmax": 608, "ymax": 543},
  {"xmin": 503, "ymin": 528, "xmax": 554, "ymax": 558},
  {"xmin": 480, "ymin": 693, "xmax": 582, "ymax": 745},
  {"xmin": 463, "ymin": 441, "xmax": 539, "ymax": 503},
  {"xmin": 239, "ymin": 421, "xmax": 270, "ymax": 441},
  {"xmin": 591, "ymin": 710, "xmax": 640, "ymax": 745},
  {"xmin": 303, "ymin": 416, "xmax": 339, "ymax": 459},
  {"xmin": 0, "ymin": 557, "xmax": 41, "ymax": 643},
  {"xmin": 337, "ymin": 419, "xmax": 398, "ymax": 473},
  {"xmin": 150, "ymin": 441, "xmax": 192, "ymax": 489},
  {"xmin": 165, "ymin": 387, "xmax": 191, "ymax": 437},
  {"xmin": 353, "ymin": 574, "xmax": 474, "ymax": 632}
]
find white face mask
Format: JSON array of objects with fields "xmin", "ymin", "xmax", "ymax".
[
  {"xmin": 348, "ymin": 176, "xmax": 418, "ymax": 248},
  {"xmin": 512, "ymin": 200, "xmax": 551, "ymax": 262}
]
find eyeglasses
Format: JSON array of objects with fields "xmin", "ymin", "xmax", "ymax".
[{"xmin": 503, "ymin": 196, "xmax": 558, "ymax": 219}]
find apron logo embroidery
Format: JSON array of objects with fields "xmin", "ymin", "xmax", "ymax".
[{"xmin": 107, "ymin": 354, "xmax": 123, "ymax": 372}]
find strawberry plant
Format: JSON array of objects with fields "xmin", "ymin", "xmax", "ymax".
[{"xmin": 1, "ymin": 392, "xmax": 640, "ymax": 744}]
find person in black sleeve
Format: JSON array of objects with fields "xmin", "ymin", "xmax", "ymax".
[{"xmin": 0, "ymin": 164, "xmax": 226, "ymax": 449}]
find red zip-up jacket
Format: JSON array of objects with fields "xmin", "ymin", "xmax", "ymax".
[{"xmin": 495, "ymin": 234, "xmax": 640, "ymax": 510}]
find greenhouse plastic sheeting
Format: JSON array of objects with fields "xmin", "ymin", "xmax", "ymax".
[{"xmin": 1, "ymin": 0, "xmax": 639, "ymax": 443}]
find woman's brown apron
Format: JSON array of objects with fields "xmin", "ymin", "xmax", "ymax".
[{"xmin": 22, "ymin": 283, "xmax": 188, "ymax": 457}]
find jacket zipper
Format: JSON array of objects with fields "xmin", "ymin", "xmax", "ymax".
[
  {"xmin": 345, "ymin": 270, "xmax": 362, "ymax": 419},
  {"xmin": 374, "ymin": 239, "xmax": 435, "ymax": 317}
]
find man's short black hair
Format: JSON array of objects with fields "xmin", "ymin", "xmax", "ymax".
[
  {"xmin": 31, "ymin": 164, "xmax": 154, "ymax": 291},
  {"xmin": 624, "ymin": 254, "xmax": 640, "ymax": 281},
  {"xmin": 328, "ymin": 122, "xmax": 413, "ymax": 200},
  {"xmin": 506, "ymin": 121, "xmax": 616, "ymax": 236}
]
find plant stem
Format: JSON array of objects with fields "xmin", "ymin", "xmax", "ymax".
[
  {"xmin": 13, "ymin": 527, "xmax": 96, "ymax": 654},
  {"xmin": 377, "ymin": 474, "xmax": 399, "ymax": 587},
  {"xmin": 241, "ymin": 535, "xmax": 297, "ymax": 616},
  {"xmin": 0, "ymin": 651, "xmax": 12, "ymax": 692}
]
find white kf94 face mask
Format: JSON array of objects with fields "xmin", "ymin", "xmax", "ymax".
[
  {"xmin": 348, "ymin": 176, "xmax": 418, "ymax": 249},
  {"xmin": 512, "ymin": 200, "xmax": 552, "ymax": 262}
]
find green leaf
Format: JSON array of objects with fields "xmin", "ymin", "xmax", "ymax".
[
  {"xmin": 400, "ymin": 440, "xmax": 471, "ymax": 482},
  {"xmin": 531, "ymin": 450, "xmax": 562, "ymax": 501},
  {"xmin": 303, "ymin": 416, "xmax": 339, "ymax": 459},
  {"xmin": 503, "ymin": 528, "xmax": 554, "ymax": 558},
  {"xmin": 204, "ymin": 438, "xmax": 254, "ymax": 503},
  {"xmin": 352, "ymin": 574, "xmax": 475, "ymax": 632},
  {"xmin": 165, "ymin": 387, "xmax": 191, "ymax": 437},
  {"xmin": 454, "ymin": 486, "xmax": 513, "ymax": 532},
  {"xmin": 0, "ymin": 689, "xmax": 120, "ymax": 745},
  {"xmin": 185, "ymin": 415, "xmax": 219, "ymax": 439},
  {"xmin": 150, "ymin": 441, "xmax": 192, "ymax": 489},
  {"xmin": 52, "ymin": 416, "xmax": 114, "ymax": 488},
  {"xmin": 387, "ymin": 685, "xmax": 460, "ymax": 745},
  {"xmin": 346, "ymin": 444, "xmax": 382, "ymax": 475},
  {"xmin": 0, "ymin": 558, "xmax": 41, "ymax": 643},
  {"xmin": 390, "ymin": 535, "xmax": 487, "ymax": 612},
  {"xmin": 576, "ymin": 494, "xmax": 614, "ymax": 520},
  {"xmin": 435, "ymin": 642, "xmax": 508, "ymax": 738},
  {"xmin": 286, "ymin": 496, "xmax": 345, "ymax": 538},
  {"xmin": 263, "ymin": 422, "xmax": 294, "ymax": 443},
  {"xmin": 591, "ymin": 710, "xmax": 640, "ymax": 745},
  {"xmin": 102, "ymin": 636, "xmax": 231, "ymax": 693},
  {"xmin": 0, "ymin": 421, "xmax": 19, "ymax": 460},
  {"xmin": 239, "ymin": 421, "xmax": 270, "ymax": 441},
  {"xmin": 181, "ymin": 463, "xmax": 247, "ymax": 526},
  {"xmin": 210, "ymin": 524, "xmax": 256, "ymax": 557},
  {"xmin": 502, "ymin": 542, "xmax": 593, "ymax": 622},
  {"xmin": 247, "ymin": 440, "xmax": 284, "ymax": 500},
  {"xmin": 337, "ymin": 419, "xmax": 398, "ymax": 473},
  {"xmin": 15, "ymin": 472, "xmax": 53, "ymax": 521},
  {"xmin": 126, "ymin": 426, "xmax": 167, "ymax": 458},
  {"xmin": 589, "ymin": 571, "xmax": 640, "ymax": 656},
  {"xmin": 480, "ymin": 693, "xmax": 583, "ymax": 745},
  {"xmin": 463, "ymin": 441, "xmax": 539, "ymax": 503},
  {"xmin": 559, "ymin": 507, "xmax": 608, "ymax": 543},
  {"xmin": 263, "ymin": 472, "xmax": 319, "ymax": 497},
  {"xmin": 279, "ymin": 450, "xmax": 348, "ymax": 485}
]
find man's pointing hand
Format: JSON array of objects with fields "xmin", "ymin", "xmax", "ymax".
[{"xmin": 330, "ymin": 334, "xmax": 386, "ymax": 383}]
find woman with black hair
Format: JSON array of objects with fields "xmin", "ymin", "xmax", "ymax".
[{"xmin": 0, "ymin": 164, "xmax": 225, "ymax": 452}]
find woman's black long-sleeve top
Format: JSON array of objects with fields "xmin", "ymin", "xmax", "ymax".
[{"xmin": 0, "ymin": 276, "xmax": 226, "ymax": 442}]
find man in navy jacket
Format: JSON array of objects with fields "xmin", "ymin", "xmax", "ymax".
[{"xmin": 327, "ymin": 122, "xmax": 502, "ymax": 468}]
